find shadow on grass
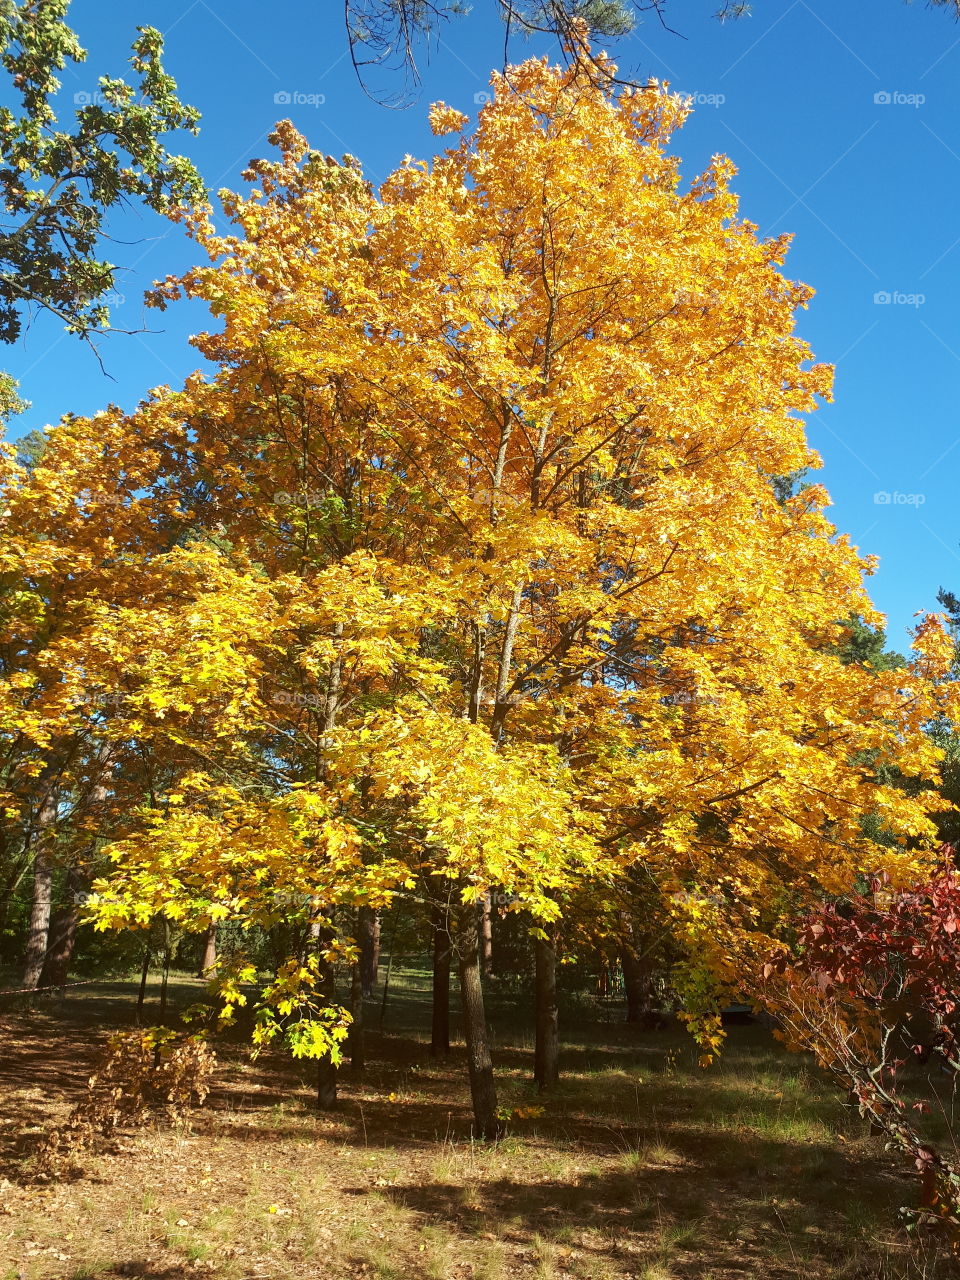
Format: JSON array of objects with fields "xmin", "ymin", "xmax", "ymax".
[
  {"xmin": 72, "ymin": 1264, "xmax": 198, "ymax": 1279},
  {"xmin": 0, "ymin": 975, "xmax": 933, "ymax": 1279},
  {"xmin": 357, "ymin": 1138, "xmax": 911, "ymax": 1279}
]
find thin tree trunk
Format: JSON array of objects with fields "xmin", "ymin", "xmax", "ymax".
[
  {"xmin": 314, "ymin": 927, "xmax": 339, "ymax": 1109},
  {"xmin": 480, "ymin": 891, "xmax": 493, "ymax": 978},
  {"xmin": 158, "ymin": 937, "xmax": 171, "ymax": 1024},
  {"xmin": 490, "ymin": 583, "xmax": 524, "ymax": 743},
  {"xmin": 371, "ymin": 914, "xmax": 380, "ymax": 984},
  {"xmin": 359, "ymin": 906, "xmax": 379, "ymax": 995},
  {"xmin": 378, "ymin": 904, "xmax": 404, "ymax": 1030},
  {"xmin": 0, "ymin": 853, "xmax": 31, "ymax": 941},
  {"xmin": 431, "ymin": 901, "xmax": 451, "ymax": 1056},
  {"xmin": 153, "ymin": 938, "xmax": 171, "ymax": 1067},
  {"xmin": 457, "ymin": 900, "xmax": 500, "ymax": 1139},
  {"xmin": 39, "ymin": 865, "xmax": 84, "ymax": 988},
  {"xmin": 316, "ymin": 636, "xmax": 342, "ymax": 1106},
  {"xmin": 136, "ymin": 945, "xmax": 151, "ymax": 1024},
  {"xmin": 197, "ymin": 923, "xmax": 218, "ymax": 978},
  {"xmin": 40, "ymin": 772, "xmax": 110, "ymax": 991},
  {"xmin": 348, "ymin": 960, "xmax": 364, "ymax": 1075},
  {"xmin": 20, "ymin": 780, "xmax": 58, "ymax": 990},
  {"xmin": 534, "ymin": 928, "xmax": 559, "ymax": 1092}
]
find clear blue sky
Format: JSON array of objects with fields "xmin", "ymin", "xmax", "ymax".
[{"xmin": 4, "ymin": 0, "xmax": 960, "ymax": 651}]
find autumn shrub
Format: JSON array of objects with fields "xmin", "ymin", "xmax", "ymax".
[
  {"xmin": 33, "ymin": 1027, "xmax": 215, "ymax": 1178},
  {"xmin": 762, "ymin": 859, "xmax": 960, "ymax": 1251}
]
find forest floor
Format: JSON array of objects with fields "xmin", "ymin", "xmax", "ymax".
[{"xmin": 0, "ymin": 965, "xmax": 952, "ymax": 1280}]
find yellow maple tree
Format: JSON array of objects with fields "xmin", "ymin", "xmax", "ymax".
[{"xmin": 6, "ymin": 41, "xmax": 957, "ymax": 1135}]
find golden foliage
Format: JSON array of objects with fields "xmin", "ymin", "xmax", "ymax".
[{"xmin": 2, "ymin": 46, "xmax": 957, "ymax": 1048}]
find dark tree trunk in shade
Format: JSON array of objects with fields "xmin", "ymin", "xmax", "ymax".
[
  {"xmin": 480, "ymin": 891, "xmax": 493, "ymax": 977},
  {"xmin": 0, "ymin": 855, "xmax": 31, "ymax": 940},
  {"xmin": 40, "ymin": 775, "xmax": 108, "ymax": 991},
  {"xmin": 457, "ymin": 900, "xmax": 500, "ymax": 1139},
  {"xmin": 197, "ymin": 922, "xmax": 218, "ymax": 977},
  {"xmin": 316, "ymin": 1053, "xmax": 338, "ymax": 1109},
  {"xmin": 136, "ymin": 946, "xmax": 151, "ymax": 1024},
  {"xmin": 314, "ymin": 928, "xmax": 339, "ymax": 1109},
  {"xmin": 348, "ymin": 957, "xmax": 365, "ymax": 1074},
  {"xmin": 534, "ymin": 928, "xmax": 559, "ymax": 1092},
  {"xmin": 431, "ymin": 902, "xmax": 451, "ymax": 1056},
  {"xmin": 359, "ymin": 905, "xmax": 380, "ymax": 995},
  {"xmin": 20, "ymin": 779, "xmax": 58, "ymax": 990},
  {"xmin": 621, "ymin": 934, "xmax": 660, "ymax": 1027},
  {"xmin": 621, "ymin": 941, "xmax": 646, "ymax": 1023},
  {"xmin": 40, "ymin": 865, "xmax": 85, "ymax": 988},
  {"xmin": 153, "ymin": 941, "xmax": 171, "ymax": 1067}
]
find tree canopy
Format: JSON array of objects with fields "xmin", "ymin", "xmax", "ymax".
[{"xmin": 3, "ymin": 47, "xmax": 957, "ymax": 1135}]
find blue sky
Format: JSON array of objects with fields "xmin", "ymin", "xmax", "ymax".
[{"xmin": 3, "ymin": 0, "xmax": 960, "ymax": 650}]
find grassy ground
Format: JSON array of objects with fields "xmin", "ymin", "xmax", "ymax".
[{"xmin": 0, "ymin": 962, "xmax": 953, "ymax": 1279}]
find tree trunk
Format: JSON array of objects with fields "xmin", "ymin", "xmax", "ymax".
[
  {"xmin": 359, "ymin": 905, "xmax": 379, "ymax": 995},
  {"xmin": 153, "ymin": 938, "xmax": 171, "ymax": 1067},
  {"xmin": 316, "ymin": 635, "xmax": 343, "ymax": 1106},
  {"xmin": 39, "ymin": 865, "xmax": 84, "ymax": 988},
  {"xmin": 158, "ymin": 927, "xmax": 171, "ymax": 1026},
  {"xmin": 534, "ymin": 928, "xmax": 559, "ymax": 1092},
  {"xmin": 314, "ymin": 928, "xmax": 339, "ymax": 1109},
  {"xmin": 136, "ymin": 945, "xmax": 151, "ymax": 1024},
  {"xmin": 316, "ymin": 1054, "xmax": 338, "ymax": 1109},
  {"xmin": 621, "ymin": 939, "xmax": 657, "ymax": 1026},
  {"xmin": 348, "ymin": 960, "xmax": 365, "ymax": 1075},
  {"xmin": 20, "ymin": 780, "xmax": 58, "ymax": 990},
  {"xmin": 0, "ymin": 853, "xmax": 31, "ymax": 941},
  {"xmin": 431, "ymin": 902, "xmax": 451, "ymax": 1056},
  {"xmin": 197, "ymin": 923, "xmax": 218, "ymax": 978},
  {"xmin": 39, "ymin": 773, "xmax": 109, "ymax": 991},
  {"xmin": 481, "ymin": 891, "xmax": 494, "ymax": 978},
  {"xmin": 457, "ymin": 900, "xmax": 500, "ymax": 1139}
]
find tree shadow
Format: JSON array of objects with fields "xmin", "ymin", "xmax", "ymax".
[
  {"xmin": 80, "ymin": 1263, "xmax": 199, "ymax": 1279},
  {"xmin": 355, "ymin": 1134, "xmax": 900, "ymax": 1280}
]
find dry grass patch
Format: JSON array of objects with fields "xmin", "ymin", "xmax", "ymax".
[{"xmin": 0, "ymin": 973, "xmax": 945, "ymax": 1279}]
